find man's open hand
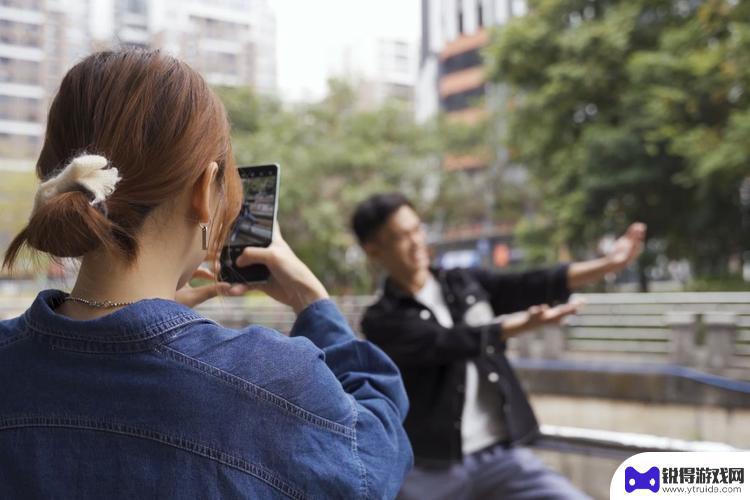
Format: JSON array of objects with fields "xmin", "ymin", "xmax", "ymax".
[
  {"xmin": 606, "ymin": 222, "xmax": 647, "ymax": 272},
  {"xmin": 501, "ymin": 301, "xmax": 583, "ymax": 340}
]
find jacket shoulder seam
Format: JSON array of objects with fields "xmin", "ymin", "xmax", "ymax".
[{"xmin": 0, "ymin": 316, "xmax": 29, "ymax": 350}]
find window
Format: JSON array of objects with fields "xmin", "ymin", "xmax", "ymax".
[
  {"xmin": 440, "ymin": 85, "xmax": 485, "ymax": 112},
  {"xmin": 441, "ymin": 48, "xmax": 482, "ymax": 75},
  {"xmin": 0, "ymin": 95, "xmax": 42, "ymax": 122},
  {"xmin": 0, "ymin": 132, "xmax": 40, "ymax": 159},
  {"xmin": 457, "ymin": 4, "xmax": 464, "ymax": 34},
  {"xmin": 387, "ymin": 83, "xmax": 413, "ymax": 102},
  {"xmin": 205, "ymin": 51, "xmax": 239, "ymax": 75},
  {"xmin": 125, "ymin": 0, "xmax": 147, "ymax": 15},
  {"xmin": 0, "ymin": 20, "xmax": 42, "ymax": 46},
  {"xmin": 477, "ymin": 1, "xmax": 484, "ymax": 27},
  {"xmin": 0, "ymin": 58, "xmax": 40, "ymax": 85},
  {"xmin": 0, "ymin": 0, "xmax": 42, "ymax": 9}
]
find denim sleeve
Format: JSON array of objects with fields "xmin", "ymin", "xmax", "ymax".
[{"xmin": 290, "ymin": 299, "xmax": 413, "ymax": 498}]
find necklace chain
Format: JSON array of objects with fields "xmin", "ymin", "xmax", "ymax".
[{"xmin": 64, "ymin": 296, "xmax": 137, "ymax": 308}]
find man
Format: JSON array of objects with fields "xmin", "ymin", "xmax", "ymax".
[{"xmin": 351, "ymin": 192, "xmax": 646, "ymax": 500}]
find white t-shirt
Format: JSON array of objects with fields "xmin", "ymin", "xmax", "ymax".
[{"xmin": 414, "ymin": 274, "xmax": 506, "ymax": 455}]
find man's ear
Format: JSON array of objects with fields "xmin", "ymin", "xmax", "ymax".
[
  {"xmin": 363, "ymin": 240, "xmax": 381, "ymax": 262},
  {"xmin": 192, "ymin": 161, "xmax": 219, "ymax": 222}
]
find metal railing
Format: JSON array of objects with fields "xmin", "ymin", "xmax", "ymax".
[
  {"xmin": 531, "ymin": 425, "xmax": 744, "ymax": 500},
  {"xmin": 536, "ymin": 424, "xmax": 740, "ymax": 458},
  {"xmin": 507, "ymin": 292, "xmax": 750, "ymax": 380},
  {"xmin": 3, "ymin": 289, "xmax": 749, "ymax": 378}
]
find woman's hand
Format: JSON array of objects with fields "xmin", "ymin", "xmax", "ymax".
[
  {"xmin": 500, "ymin": 300, "xmax": 582, "ymax": 341},
  {"xmin": 234, "ymin": 225, "xmax": 329, "ymax": 314},
  {"xmin": 174, "ymin": 266, "xmax": 242, "ymax": 308}
]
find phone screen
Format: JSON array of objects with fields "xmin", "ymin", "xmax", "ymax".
[{"xmin": 219, "ymin": 164, "xmax": 279, "ymax": 283}]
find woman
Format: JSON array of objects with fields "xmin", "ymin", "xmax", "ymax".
[{"xmin": 0, "ymin": 49, "xmax": 411, "ymax": 499}]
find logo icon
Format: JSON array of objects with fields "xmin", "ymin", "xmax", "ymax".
[{"xmin": 625, "ymin": 466, "xmax": 660, "ymax": 493}]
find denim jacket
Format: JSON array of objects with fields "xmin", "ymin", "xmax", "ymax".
[{"xmin": 0, "ymin": 290, "xmax": 412, "ymax": 499}]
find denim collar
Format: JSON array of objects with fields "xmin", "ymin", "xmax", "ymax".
[{"xmin": 23, "ymin": 289, "xmax": 211, "ymax": 353}]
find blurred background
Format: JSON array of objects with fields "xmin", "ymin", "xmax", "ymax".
[{"xmin": 1, "ymin": 1, "xmax": 749, "ymax": 497}]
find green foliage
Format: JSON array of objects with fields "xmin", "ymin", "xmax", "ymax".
[
  {"xmin": 486, "ymin": 0, "xmax": 750, "ymax": 277},
  {"xmin": 514, "ymin": 216, "xmax": 558, "ymax": 264},
  {"xmin": 216, "ymin": 81, "xmax": 440, "ymax": 292},
  {"xmin": 0, "ymin": 169, "xmax": 40, "ymax": 277},
  {"xmin": 685, "ymin": 276, "xmax": 750, "ymax": 292},
  {"xmin": 0, "ymin": 171, "xmax": 36, "ymax": 232}
]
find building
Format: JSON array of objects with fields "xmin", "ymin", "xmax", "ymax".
[
  {"xmin": 146, "ymin": 0, "xmax": 277, "ymax": 92},
  {"xmin": 337, "ymin": 36, "xmax": 418, "ymax": 110},
  {"xmin": 417, "ymin": 0, "xmax": 527, "ymax": 268},
  {"xmin": 0, "ymin": 0, "xmax": 48, "ymax": 163},
  {"xmin": 101, "ymin": 0, "xmax": 277, "ymax": 92},
  {"xmin": 0, "ymin": 0, "xmax": 277, "ymax": 169},
  {"xmin": 417, "ymin": 0, "xmax": 524, "ymax": 123},
  {"xmin": 46, "ymin": 0, "xmax": 92, "ymax": 91},
  {"xmin": 372, "ymin": 37, "xmax": 417, "ymax": 107},
  {"xmin": 111, "ymin": 0, "xmax": 150, "ymax": 48}
]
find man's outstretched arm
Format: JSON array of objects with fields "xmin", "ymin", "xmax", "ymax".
[
  {"xmin": 470, "ymin": 222, "xmax": 646, "ymax": 315},
  {"xmin": 567, "ymin": 222, "xmax": 646, "ymax": 289}
]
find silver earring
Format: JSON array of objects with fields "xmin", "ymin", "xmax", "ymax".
[{"xmin": 200, "ymin": 223, "xmax": 208, "ymax": 250}]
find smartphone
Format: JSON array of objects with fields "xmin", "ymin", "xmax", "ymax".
[{"xmin": 219, "ymin": 164, "xmax": 280, "ymax": 283}]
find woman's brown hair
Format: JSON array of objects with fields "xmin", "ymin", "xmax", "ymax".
[{"xmin": 3, "ymin": 48, "xmax": 242, "ymax": 270}]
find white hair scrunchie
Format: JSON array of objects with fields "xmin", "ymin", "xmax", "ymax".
[{"xmin": 32, "ymin": 154, "xmax": 122, "ymax": 216}]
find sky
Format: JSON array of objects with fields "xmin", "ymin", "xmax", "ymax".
[{"xmin": 269, "ymin": 0, "xmax": 421, "ymax": 102}]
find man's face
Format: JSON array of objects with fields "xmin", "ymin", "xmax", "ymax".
[{"xmin": 365, "ymin": 205, "xmax": 430, "ymax": 277}]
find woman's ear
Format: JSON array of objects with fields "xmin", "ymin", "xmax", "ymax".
[{"xmin": 192, "ymin": 161, "xmax": 219, "ymax": 222}]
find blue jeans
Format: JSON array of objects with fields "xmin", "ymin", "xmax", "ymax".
[{"xmin": 398, "ymin": 445, "xmax": 590, "ymax": 500}]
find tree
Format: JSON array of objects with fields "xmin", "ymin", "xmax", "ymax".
[
  {"xmin": 486, "ymin": 0, "xmax": 750, "ymax": 281},
  {"xmin": 0, "ymin": 170, "xmax": 39, "ymax": 277},
  {"xmin": 216, "ymin": 82, "xmax": 439, "ymax": 293}
]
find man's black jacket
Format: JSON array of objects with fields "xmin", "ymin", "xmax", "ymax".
[{"xmin": 360, "ymin": 264, "xmax": 571, "ymax": 464}]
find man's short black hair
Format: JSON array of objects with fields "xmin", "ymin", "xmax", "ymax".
[{"xmin": 351, "ymin": 192, "xmax": 414, "ymax": 245}]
